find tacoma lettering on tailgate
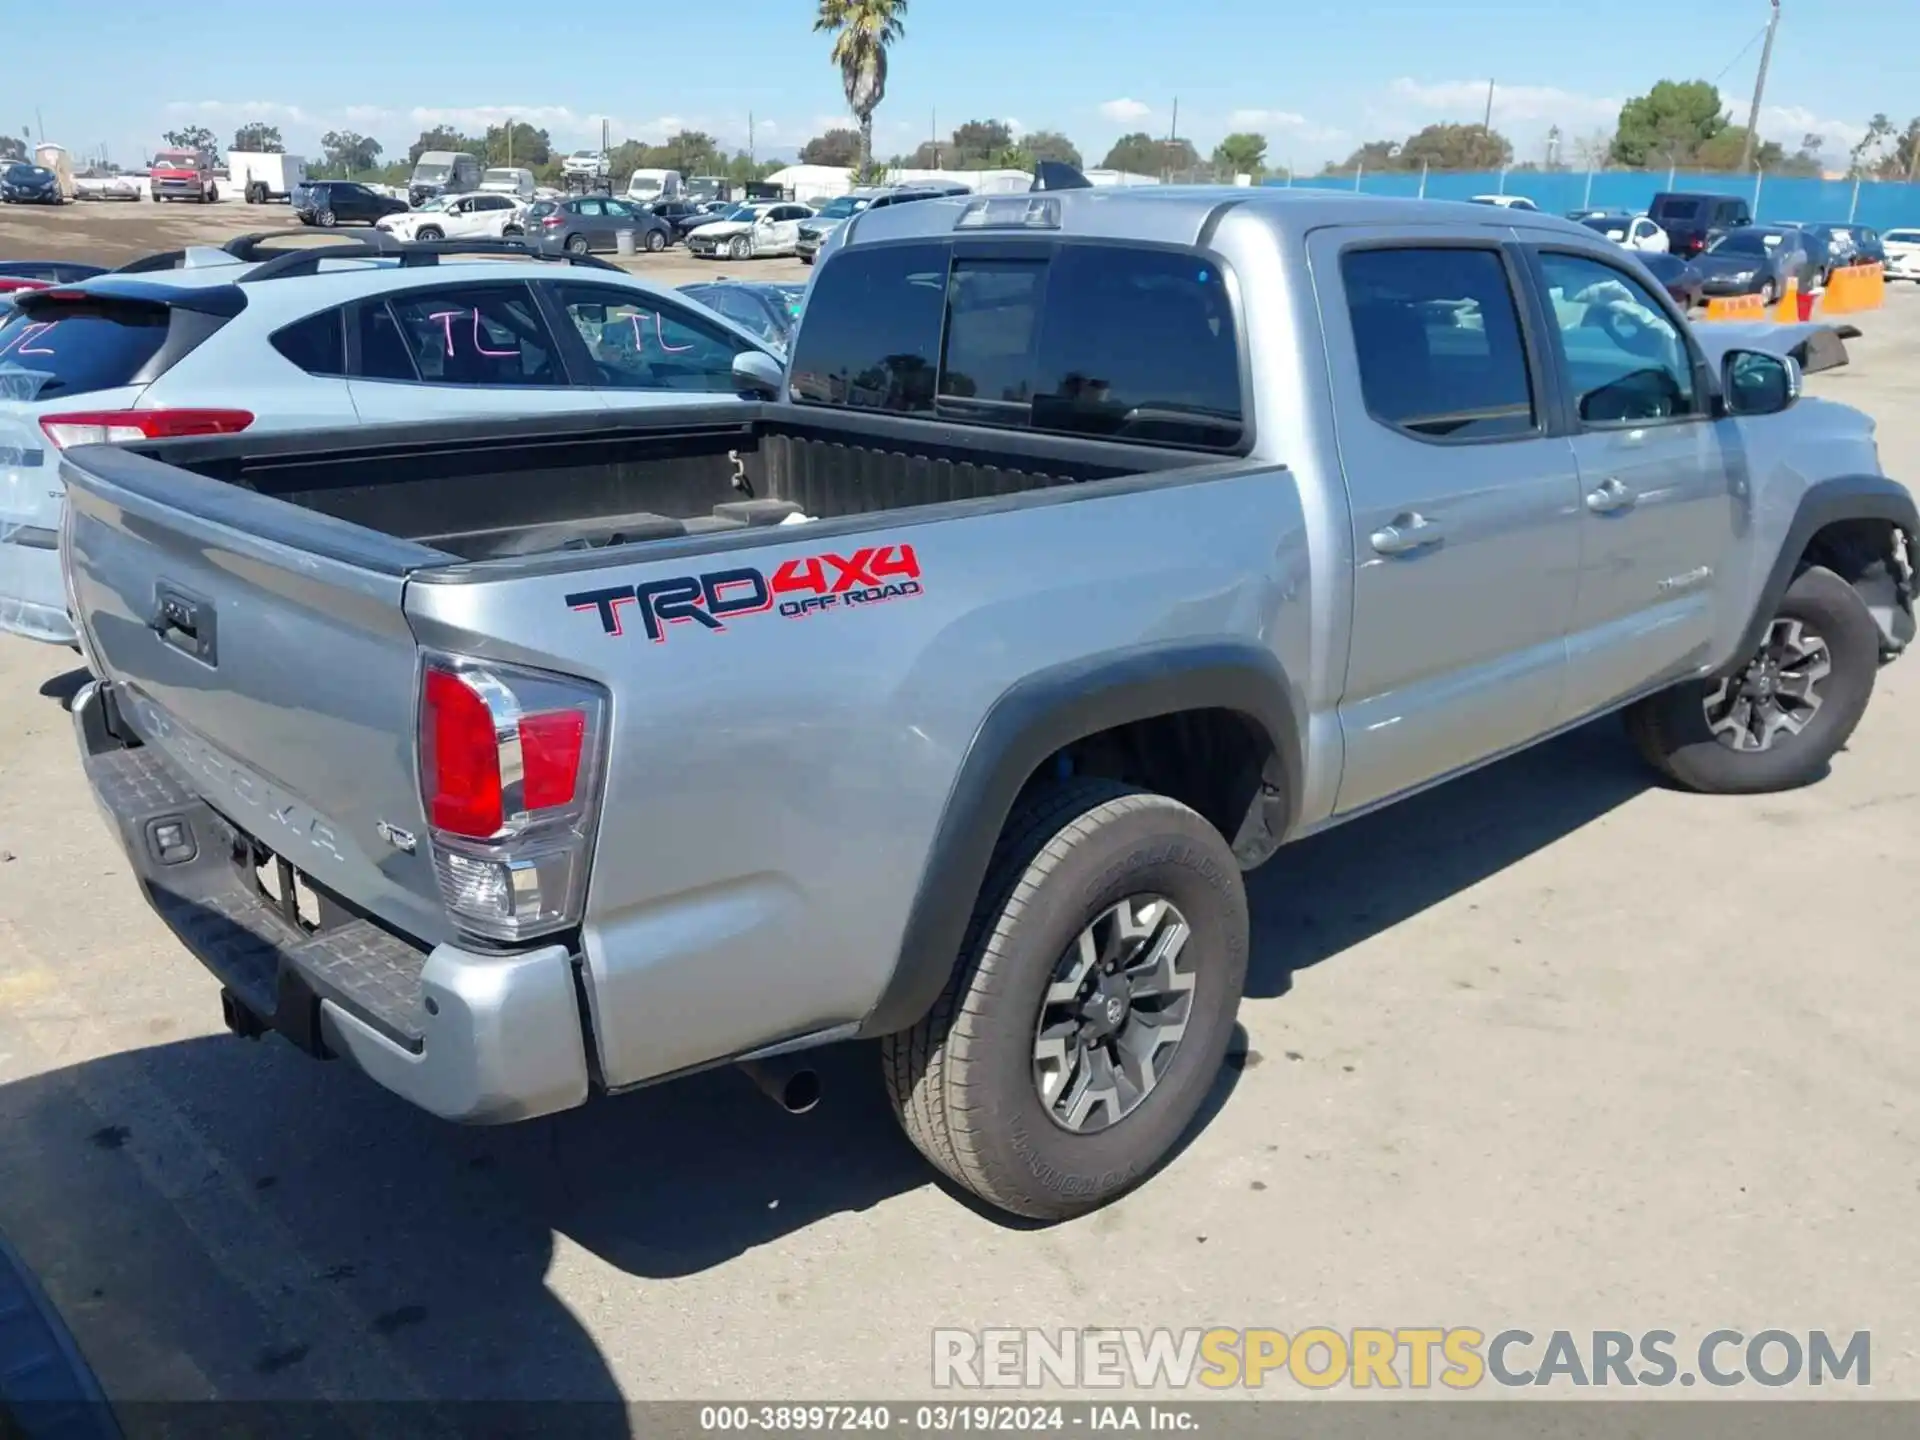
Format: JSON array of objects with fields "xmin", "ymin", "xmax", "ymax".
[{"xmin": 566, "ymin": 544, "xmax": 923, "ymax": 643}]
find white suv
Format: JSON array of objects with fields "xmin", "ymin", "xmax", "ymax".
[
  {"xmin": 562, "ymin": 150, "xmax": 608, "ymax": 180},
  {"xmin": 377, "ymin": 192, "xmax": 526, "ymax": 243},
  {"xmin": 1885, "ymin": 228, "xmax": 1920, "ymax": 281}
]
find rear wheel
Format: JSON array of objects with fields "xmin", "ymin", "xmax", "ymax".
[
  {"xmin": 565, "ymin": 234, "xmax": 590, "ymax": 256},
  {"xmin": 1625, "ymin": 566, "xmax": 1880, "ymax": 794},
  {"xmin": 317, "ymin": 209, "xmax": 336, "ymax": 228},
  {"xmin": 502, "ymin": 225, "xmax": 523, "ymax": 239},
  {"xmin": 882, "ymin": 779, "xmax": 1249, "ymax": 1220}
]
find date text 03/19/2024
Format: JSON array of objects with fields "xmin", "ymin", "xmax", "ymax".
[
  {"xmin": 696, "ymin": 1404, "xmax": 1198, "ymax": 1433},
  {"xmin": 567, "ymin": 543, "xmax": 925, "ymax": 643}
]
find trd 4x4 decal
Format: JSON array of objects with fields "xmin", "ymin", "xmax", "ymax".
[{"xmin": 566, "ymin": 543, "xmax": 924, "ymax": 643}]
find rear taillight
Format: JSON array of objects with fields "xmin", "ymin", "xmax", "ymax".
[
  {"xmin": 417, "ymin": 655, "xmax": 607, "ymax": 942},
  {"xmin": 38, "ymin": 408, "xmax": 254, "ymax": 449},
  {"xmin": 0, "ymin": 277, "xmax": 47, "ymax": 293},
  {"xmin": 541, "ymin": 213, "xmax": 565, "ymax": 227}
]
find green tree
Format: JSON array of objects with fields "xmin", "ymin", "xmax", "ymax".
[
  {"xmin": 409, "ymin": 127, "xmax": 484, "ymax": 166},
  {"xmin": 1877, "ymin": 117, "xmax": 1920, "ymax": 181},
  {"xmin": 484, "ymin": 122, "xmax": 551, "ymax": 168},
  {"xmin": 1692, "ymin": 126, "xmax": 1785, "ymax": 172},
  {"xmin": 1212, "ymin": 132, "xmax": 1268, "ymax": 177},
  {"xmin": 1610, "ymin": 80, "xmax": 1726, "ymax": 168},
  {"xmin": 1099, "ymin": 133, "xmax": 1199, "ymax": 175},
  {"xmin": 1022, "ymin": 130, "xmax": 1082, "ymax": 168},
  {"xmin": 0, "ymin": 135, "xmax": 24, "ymax": 162},
  {"xmin": 800, "ymin": 128, "xmax": 862, "ymax": 166},
  {"xmin": 815, "ymin": 0, "xmax": 908, "ymax": 173},
  {"xmin": 948, "ymin": 120, "xmax": 1013, "ymax": 167},
  {"xmin": 1323, "ymin": 138, "xmax": 1401, "ymax": 175},
  {"xmin": 662, "ymin": 129, "xmax": 721, "ymax": 175},
  {"xmin": 232, "ymin": 123, "xmax": 283, "ymax": 154},
  {"xmin": 1399, "ymin": 122, "xmax": 1513, "ymax": 171},
  {"xmin": 162, "ymin": 124, "xmax": 217, "ymax": 152},
  {"xmin": 318, "ymin": 130, "xmax": 383, "ymax": 176},
  {"xmin": 1850, "ymin": 113, "xmax": 1896, "ymax": 178}
]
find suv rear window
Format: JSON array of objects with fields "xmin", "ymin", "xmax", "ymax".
[
  {"xmin": 0, "ymin": 299, "xmax": 168, "ymax": 400},
  {"xmin": 1653, "ymin": 197, "xmax": 1700, "ymax": 220},
  {"xmin": 790, "ymin": 241, "xmax": 1245, "ymax": 450}
]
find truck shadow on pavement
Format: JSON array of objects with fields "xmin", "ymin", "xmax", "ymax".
[{"xmin": 1240, "ymin": 715, "xmax": 1652, "ymax": 998}]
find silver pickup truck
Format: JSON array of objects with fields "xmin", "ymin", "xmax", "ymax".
[{"xmin": 59, "ymin": 188, "xmax": 1917, "ymax": 1221}]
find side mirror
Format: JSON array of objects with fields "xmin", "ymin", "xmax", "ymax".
[
  {"xmin": 1722, "ymin": 348, "xmax": 1801, "ymax": 417},
  {"xmin": 733, "ymin": 350, "xmax": 784, "ymax": 398}
]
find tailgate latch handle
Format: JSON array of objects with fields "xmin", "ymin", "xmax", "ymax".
[{"xmin": 150, "ymin": 583, "xmax": 217, "ymax": 666}]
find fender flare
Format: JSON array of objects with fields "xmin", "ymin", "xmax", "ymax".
[
  {"xmin": 1729, "ymin": 475, "xmax": 1919, "ymax": 669},
  {"xmin": 857, "ymin": 640, "xmax": 1303, "ymax": 1038}
]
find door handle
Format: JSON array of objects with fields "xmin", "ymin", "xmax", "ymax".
[
  {"xmin": 1369, "ymin": 512, "xmax": 1444, "ymax": 556},
  {"xmin": 1586, "ymin": 477, "xmax": 1637, "ymax": 514}
]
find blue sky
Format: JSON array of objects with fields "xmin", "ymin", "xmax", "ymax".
[{"xmin": 14, "ymin": 0, "xmax": 1917, "ymax": 173}]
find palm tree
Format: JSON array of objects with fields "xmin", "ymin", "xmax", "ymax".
[{"xmin": 814, "ymin": 0, "xmax": 907, "ymax": 177}]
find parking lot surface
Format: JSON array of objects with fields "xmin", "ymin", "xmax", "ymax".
[
  {"xmin": 0, "ymin": 196, "xmax": 810, "ymax": 284},
  {"xmin": 0, "ymin": 198, "xmax": 1917, "ymax": 1407}
]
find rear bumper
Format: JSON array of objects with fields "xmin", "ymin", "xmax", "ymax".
[
  {"xmin": 0, "ymin": 533, "xmax": 76, "ymax": 645},
  {"xmin": 72, "ymin": 680, "xmax": 591, "ymax": 1125}
]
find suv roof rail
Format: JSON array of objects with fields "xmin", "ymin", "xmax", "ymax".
[{"xmin": 223, "ymin": 230, "xmax": 625, "ymax": 283}]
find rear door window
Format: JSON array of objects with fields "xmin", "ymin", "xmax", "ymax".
[
  {"xmin": 790, "ymin": 241, "xmax": 1245, "ymax": 449},
  {"xmin": 0, "ymin": 300, "xmax": 168, "ymax": 400},
  {"xmin": 378, "ymin": 285, "xmax": 563, "ymax": 386}
]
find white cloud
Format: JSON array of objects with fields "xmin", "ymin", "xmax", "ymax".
[
  {"xmin": 1099, "ymin": 98, "xmax": 1153, "ymax": 124},
  {"xmin": 1004, "ymin": 117, "xmax": 1026, "ymax": 136},
  {"xmin": 1387, "ymin": 77, "xmax": 1622, "ymax": 126},
  {"xmin": 1757, "ymin": 104, "xmax": 1866, "ymax": 156},
  {"xmin": 165, "ymin": 100, "xmax": 318, "ymax": 125},
  {"xmin": 1229, "ymin": 108, "xmax": 1308, "ymax": 131}
]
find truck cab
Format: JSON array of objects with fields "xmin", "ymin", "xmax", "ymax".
[
  {"xmin": 409, "ymin": 151, "xmax": 481, "ymax": 207},
  {"xmin": 149, "ymin": 148, "xmax": 217, "ymax": 204}
]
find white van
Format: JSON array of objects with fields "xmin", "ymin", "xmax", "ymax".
[
  {"xmin": 409, "ymin": 150, "xmax": 482, "ymax": 206},
  {"xmin": 479, "ymin": 167, "xmax": 536, "ymax": 201},
  {"xmin": 625, "ymin": 168, "xmax": 684, "ymax": 204}
]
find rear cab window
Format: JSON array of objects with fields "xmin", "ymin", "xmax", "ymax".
[
  {"xmin": 0, "ymin": 298, "xmax": 169, "ymax": 401},
  {"xmin": 789, "ymin": 240, "xmax": 1246, "ymax": 451}
]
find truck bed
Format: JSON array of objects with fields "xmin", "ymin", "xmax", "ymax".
[{"xmin": 118, "ymin": 404, "xmax": 1206, "ymax": 565}]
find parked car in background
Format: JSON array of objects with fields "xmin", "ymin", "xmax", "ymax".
[
  {"xmin": 0, "ymin": 234, "xmax": 780, "ymax": 644},
  {"xmin": 377, "ymin": 191, "xmax": 528, "ymax": 242},
  {"xmin": 1692, "ymin": 224, "xmax": 1815, "ymax": 304},
  {"xmin": 1636, "ymin": 251, "xmax": 1704, "ymax": 309},
  {"xmin": 626, "ymin": 168, "xmax": 684, "ymax": 204},
  {"xmin": 684, "ymin": 201, "xmax": 815, "ymax": 260},
  {"xmin": 75, "ymin": 169, "xmax": 144, "ymax": 201},
  {"xmin": 1, "ymin": 162, "xmax": 64, "ymax": 204},
  {"xmin": 0, "ymin": 260, "xmax": 108, "ymax": 294},
  {"xmin": 530, "ymin": 195, "xmax": 673, "ymax": 255},
  {"xmin": 481, "ymin": 167, "xmax": 537, "ymax": 201},
  {"xmin": 228, "ymin": 151, "xmax": 307, "ymax": 204},
  {"xmin": 1649, "ymin": 191, "xmax": 1751, "ymax": 257},
  {"xmin": 563, "ymin": 150, "xmax": 609, "ymax": 180},
  {"xmin": 1884, "ymin": 227, "xmax": 1920, "ymax": 281},
  {"xmin": 679, "ymin": 278, "xmax": 808, "ymax": 352},
  {"xmin": 1795, "ymin": 222, "xmax": 1887, "ymax": 276},
  {"xmin": 292, "ymin": 179, "xmax": 410, "ymax": 228},
  {"xmin": 639, "ymin": 198, "xmax": 712, "ymax": 241},
  {"xmin": 148, "ymin": 148, "xmax": 218, "ymax": 203},
  {"xmin": 410, "ymin": 151, "xmax": 482, "ymax": 206},
  {"xmin": 795, "ymin": 189, "xmax": 883, "ymax": 263},
  {"xmin": 1572, "ymin": 210, "xmax": 1668, "ymax": 252},
  {"xmin": 1469, "ymin": 193, "xmax": 1538, "ymax": 211}
]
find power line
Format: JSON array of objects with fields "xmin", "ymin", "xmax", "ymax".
[{"xmin": 1712, "ymin": 23, "xmax": 1768, "ymax": 87}]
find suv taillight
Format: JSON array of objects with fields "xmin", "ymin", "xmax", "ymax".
[
  {"xmin": 417, "ymin": 654, "xmax": 608, "ymax": 942},
  {"xmin": 541, "ymin": 212, "xmax": 565, "ymax": 227},
  {"xmin": 39, "ymin": 408, "xmax": 254, "ymax": 448}
]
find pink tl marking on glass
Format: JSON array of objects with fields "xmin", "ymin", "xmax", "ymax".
[
  {"xmin": 425, "ymin": 311, "xmax": 461, "ymax": 356},
  {"xmin": 18, "ymin": 322, "xmax": 57, "ymax": 356},
  {"xmin": 470, "ymin": 311, "xmax": 516, "ymax": 358},
  {"xmin": 654, "ymin": 313, "xmax": 693, "ymax": 352},
  {"xmin": 625, "ymin": 314, "xmax": 647, "ymax": 351}
]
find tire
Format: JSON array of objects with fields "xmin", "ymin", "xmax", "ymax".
[
  {"xmin": 881, "ymin": 778, "xmax": 1249, "ymax": 1221},
  {"xmin": 644, "ymin": 227, "xmax": 666, "ymax": 252},
  {"xmin": 248, "ymin": 183, "xmax": 266, "ymax": 205},
  {"xmin": 566, "ymin": 234, "xmax": 590, "ymax": 256},
  {"xmin": 1624, "ymin": 565, "xmax": 1880, "ymax": 795},
  {"xmin": 1759, "ymin": 280, "xmax": 1777, "ymax": 305},
  {"xmin": 802, "ymin": 253, "xmax": 814, "ymax": 266},
  {"xmin": 317, "ymin": 209, "xmax": 336, "ymax": 229},
  {"xmin": 729, "ymin": 235, "xmax": 750, "ymax": 261},
  {"xmin": 206, "ymin": 185, "xmax": 218, "ymax": 204},
  {"xmin": 415, "ymin": 226, "xmax": 444, "ymax": 241}
]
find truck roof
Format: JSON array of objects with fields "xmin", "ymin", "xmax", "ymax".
[{"xmin": 838, "ymin": 184, "xmax": 1616, "ymax": 253}]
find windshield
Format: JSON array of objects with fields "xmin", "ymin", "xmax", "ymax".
[
  {"xmin": 720, "ymin": 204, "xmax": 763, "ymax": 223},
  {"xmin": 414, "ymin": 196, "xmax": 449, "ymax": 212},
  {"xmin": 152, "ymin": 152, "xmax": 197, "ymax": 169},
  {"xmin": 413, "ymin": 164, "xmax": 450, "ymax": 182},
  {"xmin": 1887, "ymin": 230, "xmax": 1920, "ymax": 245},
  {"xmin": 4, "ymin": 164, "xmax": 37, "ymax": 181},
  {"xmin": 482, "ymin": 170, "xmax": 519, "ymax": 185},
  {"xmin": 1708, "ymin": 231, "xmax": 1771, "ymax": 256},
  {"xmin": 1579, "ymin": 216, "xmax": 1627, "ymax": 234}
]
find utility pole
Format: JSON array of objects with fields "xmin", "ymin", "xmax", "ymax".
[
  {"xmin": 748, "ymin": 110, "xmax": 755, "ymax": 167},
  {"xmin": 931, "ymin": 108, "xmax": 938, "ymax": 167},
  {"xmin": 1482, "ymin": 80, "xmax": 1495, "ymax": 131},
  {"xmin": 1741, "ymin": 0, "xmax": 1782, "ymax": 172},
  {"xmin": 1168, "ymin": 98, "xmax": 1180, "ymax": 180},
  {"xmin": 35, "ymin": 107, "xmax": 43, "ymax": 143},
  {"xmin": 506, "ymin": 115, "xmax": 513, "ymax": 167}
]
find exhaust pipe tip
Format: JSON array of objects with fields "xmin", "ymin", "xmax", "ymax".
[{"xmin": 738, "ymin": 1057, "xmax": 822, "ymax": 1115}]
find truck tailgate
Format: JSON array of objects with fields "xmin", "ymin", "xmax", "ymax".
[{"xmin": 60, "ymin": 441, "xmax": 455, "ymax": 946}]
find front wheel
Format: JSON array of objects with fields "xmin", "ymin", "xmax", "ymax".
[
  {"xmin": 882, "ymin": 779, "xmax": 1249, "ymax": 1221},
  {"xmin": 728, "ymin": 235, "xmax": 750, "ymax": 261},
  {"xmin": 1625, "ymin": 566, "xmax": 1880, "ymax": 795},
  {"xmin": 1758, "ymin": 280, "xmax": 1777, "ymax": 305},
  {"xmin": 565, "ymin": 234, "xmax": 591, "ymax": 255},
  {"xmin": 414, "ymin": 226, "xmax": 444, "ymax": 241},
  {"xmin": 317, "ymin": 209, "xmax": 336, "ymax": 228},
  {"xmin": 502, "ymin": 225, "xmax": 522, "ymax": 239}
]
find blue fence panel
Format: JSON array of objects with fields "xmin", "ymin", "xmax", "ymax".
[{"xmin": 1264, "ymin": 170, "xmax": 1920, "ymax": 229}]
